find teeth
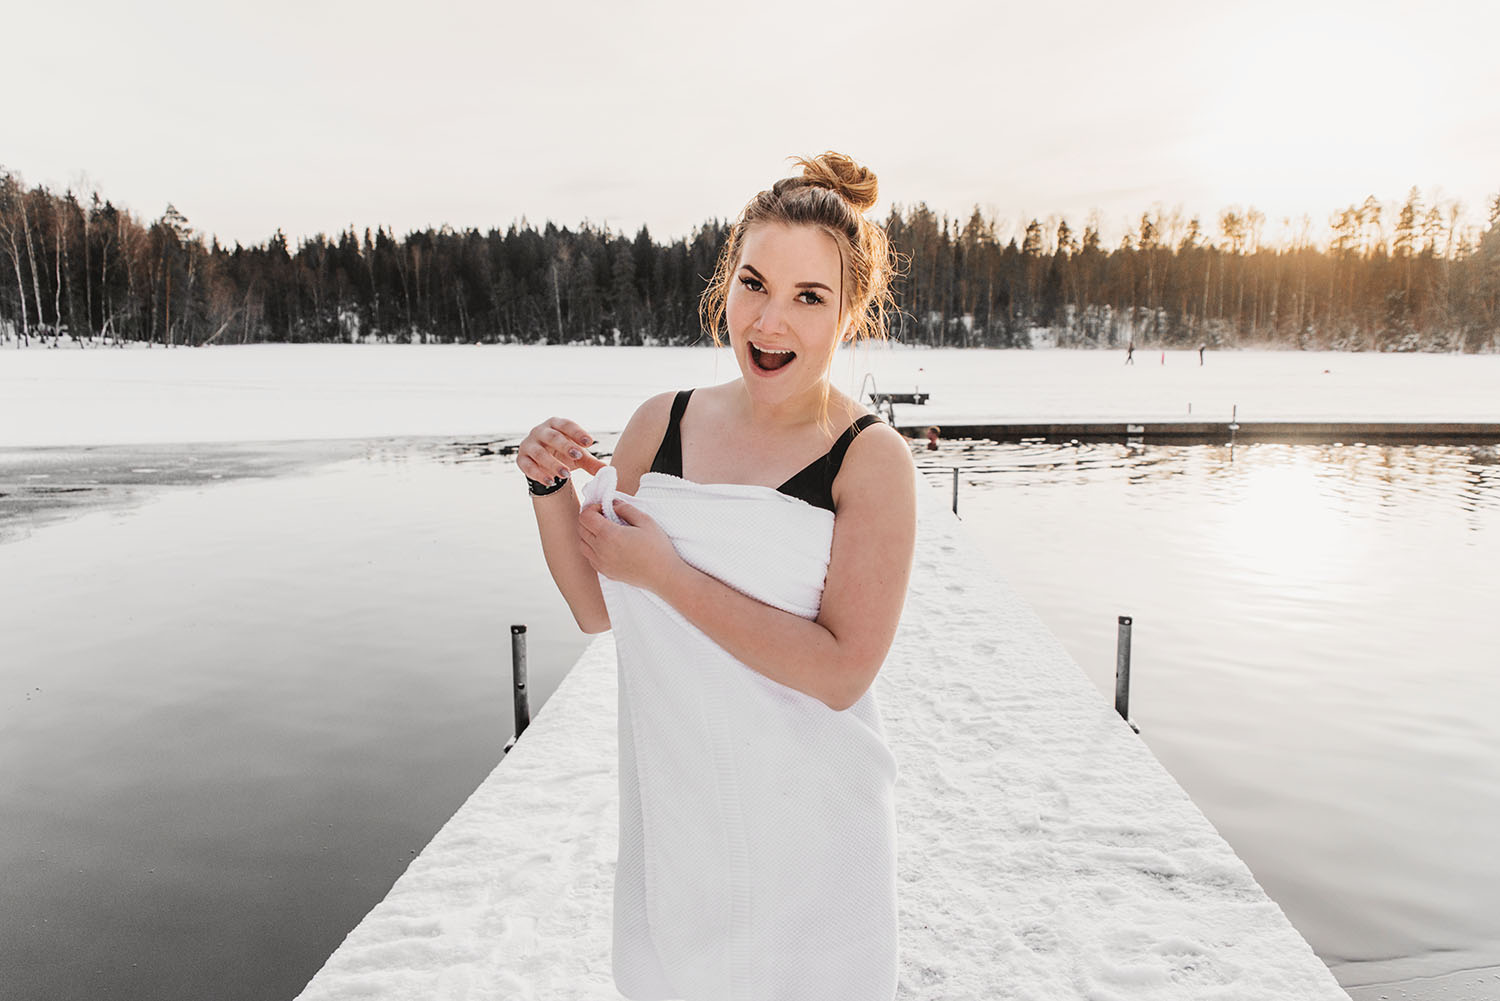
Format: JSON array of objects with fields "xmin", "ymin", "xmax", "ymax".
[{"xmin": 752, "ymin": 342, "xmax": 794, "ymax": 355}]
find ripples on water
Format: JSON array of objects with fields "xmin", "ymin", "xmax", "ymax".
[
  {"xmin": 920, "ymin": 438, "xmax": 1500, "ymax": 999},
  {"xmin": 927, "ymin": 438, "xmax": 1500, "ymax": 516}
]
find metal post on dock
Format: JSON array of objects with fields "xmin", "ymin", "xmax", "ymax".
[
  {"xmin": 1115, "ymin": 616, "xmax": 1139, "ymax": 733},
  {"xmin": 504, "ymin": 624, "xmax": 532, "ymax": 754},
  {"xmin": 952, "ymin": 467, "xmax": 959, "ymax": 516}
]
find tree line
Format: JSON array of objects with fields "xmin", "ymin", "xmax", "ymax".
[{"xmin": 2, "ymin": 169, "xmax": 1497, "ymax": 352}]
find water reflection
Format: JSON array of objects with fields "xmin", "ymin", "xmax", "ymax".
[
  {"xmin": 1211, "ymin": 457, "xmax": 1360, "ymax": 589},
  {"xmin": 923, "ymin": 439, "xmax": 1500, "ymax": 524}
]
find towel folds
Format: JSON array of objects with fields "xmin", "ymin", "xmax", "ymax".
[{"xmin": 580, "ymin": 464, "xmax": 898, "ymax": 1001}]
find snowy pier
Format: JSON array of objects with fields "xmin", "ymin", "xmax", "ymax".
[{"xmin": 295, "ymin": 475, "xmax": 1350, "ymax": 1001}]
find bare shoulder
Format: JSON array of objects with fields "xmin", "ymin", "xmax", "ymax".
[
  {"xmin": 819, "ymin": 416, "xmax": 917, "ymax": 685},
  {"xmin": 612, "ymin": 389, "xmax": 678, "ymax": 494}
]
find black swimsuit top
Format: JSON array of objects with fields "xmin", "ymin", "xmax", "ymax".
[{"xmin": 648, "ymin": 388, "xmax": 883, "ymax": 514}]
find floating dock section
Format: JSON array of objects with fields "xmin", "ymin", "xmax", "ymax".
[
  {"xmin": 295, "ymin": 478, "xmax": 1350, "ymax": 1000},
  {"xmin": 896, "ymin": 419, "xmax": 1500, "ymax": 444}
]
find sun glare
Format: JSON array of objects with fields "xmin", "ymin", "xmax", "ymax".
[{"xmin": 1211, "ymin": 458, "xmax": 1355, "ymax": 590}]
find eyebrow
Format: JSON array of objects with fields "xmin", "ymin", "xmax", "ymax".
[{"xmin": 740, "ymin": 264, "xmax": 833, "ymax": 293}]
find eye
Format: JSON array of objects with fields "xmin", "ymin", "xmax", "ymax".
[
  {"xmin": 797, "ymin": 290, "xmax": 825, "ymax": 306},
  {"xmin": 738, "ymin": 275, "xmax": 764, "ymax": 293}
]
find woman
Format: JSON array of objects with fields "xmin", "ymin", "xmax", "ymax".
[{"xmin": 517, "ymin": 152, "xmax": 917, "ymax": 1000}]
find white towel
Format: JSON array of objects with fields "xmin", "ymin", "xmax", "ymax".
[{"xmin": 579, "ymin": 464, "xmax": 899, "ymax": 1001}]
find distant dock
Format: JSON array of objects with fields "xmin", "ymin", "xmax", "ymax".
[{"xmin": 896, "ymin": 420, "xmax": 1500, "ymax": 444}]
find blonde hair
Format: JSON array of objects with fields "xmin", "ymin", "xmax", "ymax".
[{"xmin": 699, "ymin": 151, "xmax": 900, "ymax": 433}]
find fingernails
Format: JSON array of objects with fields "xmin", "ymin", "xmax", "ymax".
[
  {"xmin": 568, "ymin": 448, "xmax": 582, "ymax": 459},
  {"xmin": 581, "ymin": 435, "xmax": 592, "ymax": 445},
  {"xmin": 557, "ymin": 467, "xmax": 569, "ymax": 478}
]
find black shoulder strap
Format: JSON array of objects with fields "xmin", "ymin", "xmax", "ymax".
[
  {"xmin": 824, "ymin": 414, "xmax": 884, "ymax": 486},
  {"xmin": 648, "ymin": 389, "xmax": 694, "ymax": 476}
]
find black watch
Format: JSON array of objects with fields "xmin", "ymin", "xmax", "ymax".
[{"xmin": 526, "ymin": 473, "xmax": 569, "ymax": 496}]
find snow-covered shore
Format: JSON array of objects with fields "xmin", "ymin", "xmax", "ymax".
[{"xmin": 293, "ymin": 474, "xmax": 1348, "ymax": 1001}]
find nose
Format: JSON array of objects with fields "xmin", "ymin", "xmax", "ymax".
[{"xmin": 756, "ymin": 296, "xmax": 789, "ymax": 336}]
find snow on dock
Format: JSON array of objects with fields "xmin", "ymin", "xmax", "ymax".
[{"xmin": 294, "ymin": 474, "xmax": 1349, "ymax": 1001}]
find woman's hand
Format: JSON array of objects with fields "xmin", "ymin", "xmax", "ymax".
[
  {"xmin": 577, "ymin": 497, "xmax": 682, "ymax": 594},
  {"xmin": 517, "ymin": 416, "xmax": 606, "ymax": 487}
]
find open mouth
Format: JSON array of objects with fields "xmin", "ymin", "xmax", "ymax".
[{"xmin": 750, "ymin": 341, "xmax": 796, "ymax": 372}]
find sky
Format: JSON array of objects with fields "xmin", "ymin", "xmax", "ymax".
[{"xmin": 7, "ymin": 0, "xmax": 1498, "ymax": 251}]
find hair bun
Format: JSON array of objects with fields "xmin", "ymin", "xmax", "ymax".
[{"xmin": 793, "ymin": 151, "xmax": 879, "ymax": 213}]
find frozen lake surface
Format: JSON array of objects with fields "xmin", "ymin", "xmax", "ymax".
[{"xmin": 4, "ymin": 341, "xmax": 1499, "ymax": 448}]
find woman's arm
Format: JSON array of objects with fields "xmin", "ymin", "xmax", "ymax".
[
  {"xmin": 524, "ymin": 394, "xmax": 676, "ymax": 634},
  {"xmin": 531, "ymin": 482, "xmax": 610, "ymax": 633},
  {"xmin": 520, "ymin": 416, "xmax": 610, "ymax": 633},
  {"xmin": 584, "ymin": 422, "xmax": 918, "ymax": 711}
]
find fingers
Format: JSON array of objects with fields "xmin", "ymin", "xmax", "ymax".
[
  {"xmin": 518, "ymin": 445, "xmax": 569, "ymax": 483},
  {"xmin": 518, "ymin": 430, "xmax": 570, "ymax": 481},
  {"xmin": 519, "ymin": 417, "xmax": 600, "ymax": 482},
  {"xmin": 544, "ymin": 420, "xmax": 594, "ymax": 472},
  {"xmin": 550, "ymin": 418, "xmax": 595, "ymax": 449},
  {"xmin": 610, "ymin": 498, "xmax": 646, "ymax": 526},
  {"xmin": 622, "ymin": 499, "xmax": 651, "ymax": 521},
  {"xmin": 579, "ymin": 502, "xmax": 625, "ymax": 537},
  {"xmin": 577, "ymin": 506, "xmax": 607, "ymax": 571}
]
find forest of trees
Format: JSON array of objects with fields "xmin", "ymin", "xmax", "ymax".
[{"xmin": 2, "ymin": 169, "xmax": 1498, "ymax": 353}]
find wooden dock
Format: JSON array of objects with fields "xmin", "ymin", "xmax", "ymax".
[
  {"xmin": 294, "ymin": 476, "xmax": 1350, "ymax": 1001},
  {"xmin": 895, "ymin": 420, "xmax": 1500, "ymax": 444},
  {"xmin": 869, "ymin": 391, "xmax": 930, "ymax": 406}
]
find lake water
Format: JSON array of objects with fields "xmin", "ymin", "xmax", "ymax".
[
  {"xmin": 925, "ymin": 437, "xmax": 1500, "ymax": 1000},
  {"xmin": 3, "ymin": 345, "xmax": 1499, "ymax": 1000},
  {"xmin": 0, "ymin": 438, "xmax": 591, "ymax": 1001}
]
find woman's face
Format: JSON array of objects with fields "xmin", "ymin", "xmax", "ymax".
[{"xmin": 725, "ymin": 222, "xmax": 848, "ymax": 406}]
